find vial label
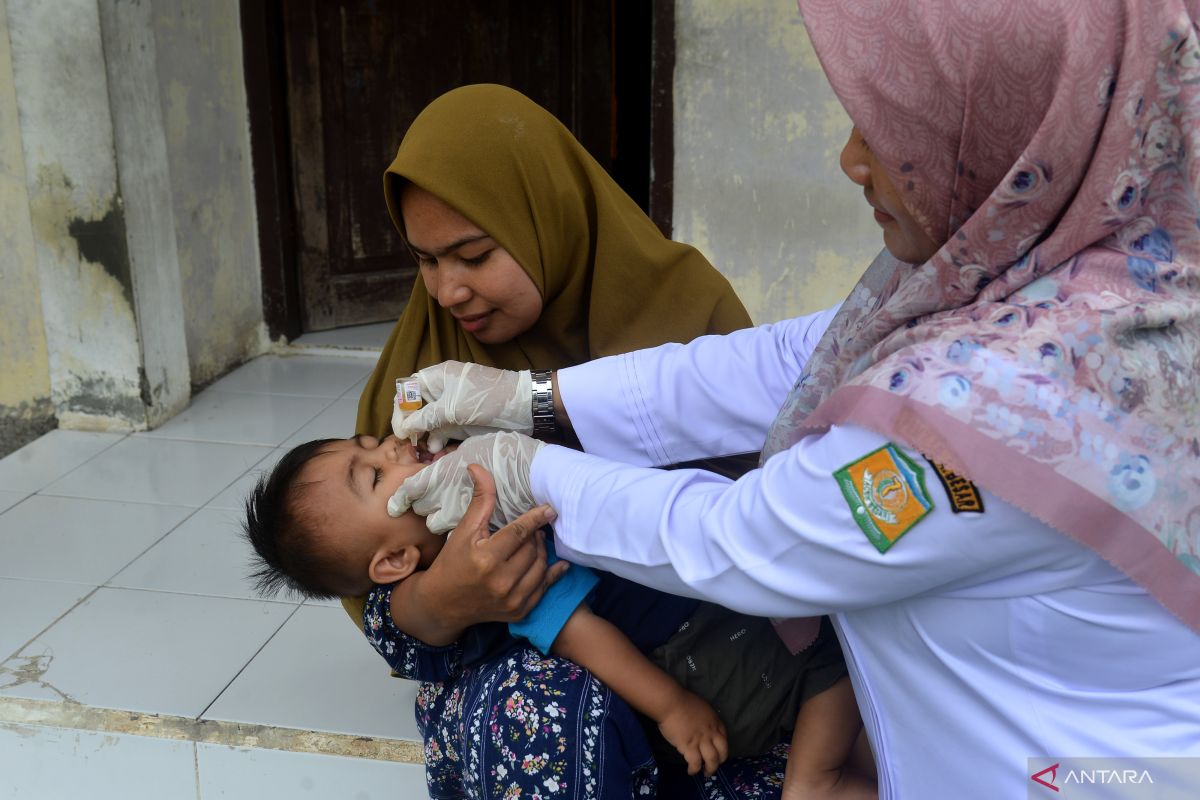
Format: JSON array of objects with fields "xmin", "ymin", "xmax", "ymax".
[{"xmin": 396, "ymin": 378, "xmax": 422, "ymax": 411}]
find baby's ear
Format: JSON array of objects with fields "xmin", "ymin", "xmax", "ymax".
[{"xmin": 368, "ymin": 545, "xmax": 421, "ymax": 585}]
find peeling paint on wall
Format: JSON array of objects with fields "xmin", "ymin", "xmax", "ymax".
[
  {"xmin": 4, "ymin": 0, "xmax": 268, "ymax": 442},
  {"xmin": 7, "ymin": 0, "xmax": 147, "ymax": 431},
  {"xmin": 67, "ymin": 204, "xmax": 134, "ymax": 311},
  {"xmin": 26, "ymin": 167, "xmax": 143, "ymax": 423},
  {"xmin": 0, "ymin": 399, "xmax": 55, "ymax": 459},
  {"xmin": 65, "ymin": 375, "xmax": 148, "ymax": 421}
]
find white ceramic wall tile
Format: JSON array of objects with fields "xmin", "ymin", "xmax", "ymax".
[
  {"xmin": 137, "ymin": 389, "xmax": 332, "ymax": 447},
  {"xmin": 0, "ymin": 430, "xmax": 123, "ymax": 494},
  {"xmin": 203, "ymin": 604, "xmax": 420, "ymax": 741},
  {"xmin": 109, "ymin": 507, "xmax": 268, "ymax": 601},
  {"xmin": 0, "ymin": 491, "xmax": 27, "ymax": 514},
  {"xmin": 0, "ymin": 588, "xmax": 296, "ymax": 716},
  {"xmin": 206, "ymin": 354, "xmax": 374, "ymax": 398},
  {"xmin": 198, "ymin": 741, "xmax": 426, "ymax": 799},
  {"xmin": 0, "ymin": 723, "xmax": 197, "ymax": 800},
  {"xmin": 0, "ymin": 578, "xmax": 94, "ymax": 663},
  {"xmin": 40, "ymin": 437, "xmax": 272, "ymax": 507},
  {"xmin": 204, "ymin": 448, "xmax": 287, "ymax": 511},
  {"xmin": 279, "ymin": 396, "xmax": 359, "ymax": 447},
  {"xmin": 0, "ymin": 496, "xmax": 192, "ymax": 584}
]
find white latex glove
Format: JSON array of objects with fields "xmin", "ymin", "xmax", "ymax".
[
  {"xmin": 395, "ymin": 361, "xmax": 533, "ymax": 453},
  {"xmin": 388, "ymin": 431, "xmax": 546, "ymax": 533}
]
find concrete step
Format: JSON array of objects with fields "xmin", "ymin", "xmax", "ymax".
[{"xmin": 0, "ymin": 696, "xmax": 429, "ymax": 798}]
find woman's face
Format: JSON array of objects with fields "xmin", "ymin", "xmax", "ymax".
[
  {"xmin": 400, "ymin": 184, "xmax": 544, "ymax": 344},
  {"xmin": 840, "ymin": 127, "xmax": 941, "ymax": 264}
]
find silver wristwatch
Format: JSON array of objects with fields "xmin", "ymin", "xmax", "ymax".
[{"xmin": 530, "ymin": 369, "xmax": 557, "ymax": 437}]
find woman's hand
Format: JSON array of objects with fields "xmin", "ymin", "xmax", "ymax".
[
  {"xmin": 397, "ymin": 361, "xmax": 532, "ymax": 452},
  {"xmin": 389, "ymin": 464, "xmax": 568, "ymax": 644},
  {"xmin": 389, "ymin": 431, "xmax": 545, "ymax": 533}
]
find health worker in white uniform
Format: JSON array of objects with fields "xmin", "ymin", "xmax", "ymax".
[{"xmin": 387, "ymin": 1, "xmax": 1200, "ymax": 796}]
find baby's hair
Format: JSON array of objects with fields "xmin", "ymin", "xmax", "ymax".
[{"xmin": 242, "ymin": 437, "xmax": 346, "ymax": 601}]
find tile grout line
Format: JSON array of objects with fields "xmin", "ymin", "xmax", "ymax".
[
  {"xmin": 127, "ymin": 433, "xmax": 291, "ymax": 447},
  {"xmin": 0, "ymin": 430, "xmax": 131, "ymax": 495},
  {"xmin": 0, "ymin": 695, "xmax": 423, "ymax": 764},
  {"xmin": 273, "ymin": 393, "xmax": 346, "ymax": 446},
  {"xmin": 133, "ymin": 393, "xmax": 342, "ymax": 449},
  {"xmin": 193, "ymin": 603, "xmax": 303, "ymax": 721},
  {"xmin": 183, "ymin": 386, "xmax": 361, "ymax": 400},
  {"xmin": 0, "ymin": 442, "xmax": 199, "ymax": 665},
  {"xmin": 23, "ymin": 494, "xmax": 244, "ymax": 513},
  {"xmin": 0, "ymin": 583, "xmax": 105, "ymax": 668},
  {"xmin": 275, "ymin": 345, "xmax": 382, "ymax": 360},
  {"xmin": 193, "ymin": 740, "xmax": 203, "ymax": 800},
  {"xmin": 0, "ymin": 585, "xmax": 300, "ymax": 670},
  {"xmin": 97, "ymin": 504, "xmax": 210, "ymax": 589},
  {"xmin": 94, "ymin": 584, "xmax": 303, "ymax": 605},
  {"xmin": 29, "ymin": 436, "xmax": 275, "ymax": 508}
]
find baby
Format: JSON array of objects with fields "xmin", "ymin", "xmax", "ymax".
[
  {"xmin": 243, "ymin": 431, "xmax": 873, "ymax": 796},
  {"xmin": 242, "ymin": 432, "xmax": 727, "ymax": 775}
]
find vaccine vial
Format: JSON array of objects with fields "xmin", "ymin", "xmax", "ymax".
[
  {"xmin": 391, "ymin": 377, "xmax": 423, "ymax": 441},
  {"xmin": 397, "ymin": 377, "xmax": 422, "ymax": 412}
]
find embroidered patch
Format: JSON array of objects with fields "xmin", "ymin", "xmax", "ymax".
[
  {"xmin": 925, "ymin": 458, "xmax": 985, "ymax": 514},
  {"xmin": 835, "ymin": 443, "xmax": 933, "ymax": 553}
]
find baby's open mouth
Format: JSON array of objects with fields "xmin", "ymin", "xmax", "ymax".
[{"xmin": 416, "ymin": 441, "xmax": 458, "ymax": 464}]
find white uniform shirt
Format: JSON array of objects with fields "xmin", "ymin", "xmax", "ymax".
[{"xmin": 529, "ymin": 308, "xmax": 1200, "ymax": 798}]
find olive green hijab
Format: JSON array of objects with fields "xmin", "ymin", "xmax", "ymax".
[{"xmin": 355, "ymin": 83, "xmax": 752, "ymax": 438}]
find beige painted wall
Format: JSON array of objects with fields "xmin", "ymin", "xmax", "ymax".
[
  {"xmin": 152, "ymin": 0, "xmax": 266, "ymax": 387},
  {"xmin": 0, "ymin": 0, "xmax": 52, "ymax": 453},
  {"xmin": 1, "ymin": 1, "xmax": 883, "ymax": 457},
  {"xmin": 673, "ymin": 0, "xmax": 883, "ymax": 324},
  {"xmin": 0, "ymin": 0, "xmax": 264, "ymax": 456}
]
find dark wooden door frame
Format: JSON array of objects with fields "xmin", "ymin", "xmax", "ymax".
[
  {"xmin": 241, "ymin": 0, "xmax": 676, "ymax": 341},
  {"xmin": 648, "ymin": 0, "xmax": 675, "ymax": 236},
  {"xmin": 241, "ymin": 0, "xmax": 302, "ymax": 342}
]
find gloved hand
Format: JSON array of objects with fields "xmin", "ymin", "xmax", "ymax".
[
  {"xmin": 395, "ymin": 361, "xmax": 532, "ymax": 453},
  {"xmin": 388, "ymin": 431, "xmax": 546, "ymax": 533}
]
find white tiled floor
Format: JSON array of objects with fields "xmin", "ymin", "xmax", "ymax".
[
  {"xmin": 0, "ymin": 350, "xmax": 430, "ymax": 798},
  {"xmin": 291, "ymin": 321, "xmax": 397, "ymax": 351}
]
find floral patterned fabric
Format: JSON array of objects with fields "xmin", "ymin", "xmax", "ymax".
[
  {"xmin": 363, "ymin": 584, "xmax": 791, "ymax": 798},
  {"xmin": 775, "ymin": 0, "xmax": 1200, "ymax": 632}
]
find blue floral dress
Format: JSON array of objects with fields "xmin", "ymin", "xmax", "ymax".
[{"xmin": 362, "ymin": 575, "xmax": 791, "ymax": 799}]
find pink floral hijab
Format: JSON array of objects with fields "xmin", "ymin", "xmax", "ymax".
[{"xmin": 770, "ymin": 0, "xmax": 1200, "ymax": 631}]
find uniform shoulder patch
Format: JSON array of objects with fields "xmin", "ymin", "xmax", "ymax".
[
  {"xmin": 834, "ymin": 443, "xmax": 933, "ymax": 553},
  {"xmin": 923, "ymin": 458, "xmax": 985, "ymax": 514}
]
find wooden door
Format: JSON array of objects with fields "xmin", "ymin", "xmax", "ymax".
[{"xmin": 247, "ymin": 0, "xmax": 667, "ymax": 335}]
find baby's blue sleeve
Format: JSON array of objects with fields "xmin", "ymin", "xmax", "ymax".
[{"xmin": 508, "ymin": 543, "xmax": 598, "ymax": 655}]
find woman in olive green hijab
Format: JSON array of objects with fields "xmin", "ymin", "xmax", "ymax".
[
  {"xmin": 351, "ymin": 85, "xmax": 789, "ymax": 798},
  {"xmin": 356, "ymin": 83, "xmax": 751, "ymax": 437}
]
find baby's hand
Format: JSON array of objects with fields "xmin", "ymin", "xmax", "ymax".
[{"xmin": 657, "ymin": 689, "xmax": 728, "ymax": 777}]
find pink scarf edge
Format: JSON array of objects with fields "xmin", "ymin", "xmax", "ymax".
[{"xmin": 799, "ymin": 384, "xmax": 1200, "ymax": 634}]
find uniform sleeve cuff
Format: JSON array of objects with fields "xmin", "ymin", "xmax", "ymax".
[
  {"xmin": 558, "ymin": 354, "xmax": 662, "ymax": 465},
  {"xmin": 531, "ymin": 444, "xmax": 596, "ymax": 530}
]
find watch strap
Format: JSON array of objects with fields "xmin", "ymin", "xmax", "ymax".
[{"xmin": 530, "ymin": 369, "xmax": 557, "ymax": 437}]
